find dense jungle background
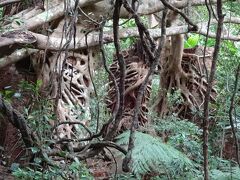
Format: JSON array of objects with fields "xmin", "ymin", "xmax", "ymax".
[{"xmin": 0, "ymin": 0, "xmax": 240, "ymax": 179}]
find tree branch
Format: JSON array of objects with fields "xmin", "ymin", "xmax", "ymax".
[
  {"xmin": 0, "ymin": 20, "xmax": 239, "ymax": 69},
  {"xmin": 31, "ymin": 22, "xmax": 240, "ymax": 51},
  {"xmin": 159, "ymin": 0, "xmax": 198, "ymax": 30},
  {"xmin": 0, "ymin": 30, "xmax": 37, "ymax": 58},
  {"xmin": 3, "ymin": 0, "xmax": 228, "ymax": 31},
  {"xmin": 95, "ymin": 0, "xmax": 228, "ymax": 17},
  {"xmin": 0, "ymin": 48, "xmax": 38, "ymax": 69},
  {"xmin": 0, "ymin": 0, "xmax": 20, "ymax": 7},
  {"xmin": 4, "ymin": 0, "xmax": 102, "ymax": 30}
]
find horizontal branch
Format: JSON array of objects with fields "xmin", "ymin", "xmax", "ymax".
[
  {"xmin": 94, "ymin": 0, "xmax": 227, "ymax": 17},
  {"xmin": 31, "ymin": 22, "xmax": 240, "ymax": 51},
  {"xmin": 0, "ymin": 30, "xmax": 37, "ymax": 57},
  {"xmin": 216, "ymin": 16, "xmax": 240, "ymax": 24},
  {"xmin": 0, "ymin": 0, "xmax": 20, "ymax": 7},
  {"xmin": 5, "ymin": 0, "xmax": 102, "ymax": 30},
  {"xmin": 4, "ymin": 0, "xmax": 228, "ymax": 31},
  {"xmin": 0, "ymin": 19, "xmax": 238, "ymax": 67},
  {"xmin": 0, "ymin": 48, "xmax": 38, "ymax": 69}
]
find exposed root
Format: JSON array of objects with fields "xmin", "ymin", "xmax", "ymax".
[
  {"xmin": 155, "ymin": 46, "xmax": 216, "ymax": 119},
  {"xmin": 106, "ymin": 44, "xmax": 151, "ymax": 132}
]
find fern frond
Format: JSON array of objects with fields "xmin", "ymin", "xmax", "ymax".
[
  {"xmin": 116, "ymin": 131, "xmax": 195, "ymax": 178},
  {"xmin": 210, "ymin": 167, "xmax": 240, "ymax": 180}
]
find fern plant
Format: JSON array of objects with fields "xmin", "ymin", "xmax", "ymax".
[
  {"xmin": 116, "ymin": 131, "xmax": 198, "ymax": 178},
  {"xmin": 210, "ymin": 167, "xmax": 240, "ymax": 180},
  {"xmin": 150, "ymin": 115, "xmax": 203, "ymax": 164}
]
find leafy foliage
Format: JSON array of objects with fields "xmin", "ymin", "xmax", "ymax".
[
  {"xmin": 13, "ymin": 161, "xmax": 93, "ymax": 180},
  {"xmin": 10, "ymin": 81, "xmax": 93, "ymax": 179},
  {"xmin": 184, "ymin": 34, "xmax": 200, "ymax": 48},
  {"xmin": 18, "ymin": 80, "xmax": 54, "ymax": 142},
  {"xmin": 116, "ymin": 131, "xmax": 196, "ymax": 178},
  {"xmin": 210, "ymin": 167, "xmax": 240, "ymax": 180},
  {"xmin": 209, "ymin": 39, "xmax": 240, "ymax": 155},
  {"xmin": 89, "ymin": 68, "xmax": 110, "ymax": 130},
  {"xmin": 152, "ymin": 115, "xmax": 203, "ymax": 163}
]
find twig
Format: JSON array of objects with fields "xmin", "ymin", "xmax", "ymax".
[
  {"xmin": 105, "ymin": 147, "xmax": 118, "ymax": 179},
  {"xmin": 78, "ymin": 7, "xmax": 100, "ymax": 25},
  {"xmin": 123, "ymin": 0, "xmax": 156, "ymax": 54}
]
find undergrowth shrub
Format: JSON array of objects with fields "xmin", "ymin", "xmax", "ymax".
[{"xmin": 11, "ymin": 80, "xmax": 93, "ymax": 179}]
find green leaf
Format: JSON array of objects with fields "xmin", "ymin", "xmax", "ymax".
[
  {"xmin": 4, "ymin": 90, "xmax": 15, "ymax": 99},
  {"xmin": 42, "ymin": 152, "xmax": 52, "ymax": 163},
  {"xmin": 184, "ymin": 35, "xmax": 199, "ymax": 48},
  {"xmin": 10, "ymin": 163, "xmax": 20, "ymax": 171},
  {"xmin": 14, "ymin": 19, "xmax": 23, "ymax": 26},
  {"xmin": 210, "ymin": 167, "xmax": 240, "ymax": 180},
  {"xmin": 57, "ymin": 151, "xmax": 67, "ymax": 157},
  {"xmin": 36, "ymin": 79, "xmax": 42, "ymax": 89},
  {"xmin": 30, "ymin": 147, "xmax": 40, "ymax": 154},
  {"xmin": 34, "ymin": 157, "xmax": 42, "ymax": 164}
]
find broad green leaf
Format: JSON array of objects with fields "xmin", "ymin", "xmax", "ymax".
[
  {"xmin": 30, "ymin": 147, "xmax": 40, "ymax": 154},
  {"xmin": 184, "ymin": 35, "xmax": 199, "ymax": 48}
]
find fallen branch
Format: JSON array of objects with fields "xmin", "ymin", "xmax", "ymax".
[
  {"xmin": 48, "ymin": 140, "xmax": 127, "ymax": 161},
  {"xmin": 52, "ymin": 121, "xmax": 92, "ymax": 137}
]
